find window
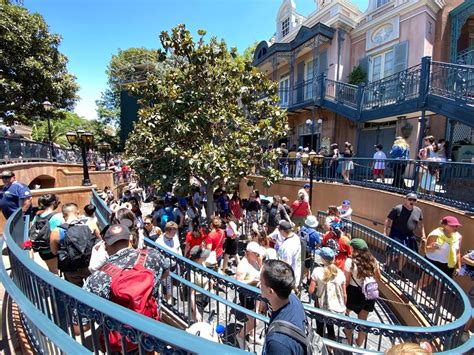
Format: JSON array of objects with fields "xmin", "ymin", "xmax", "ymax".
[
  {"xmin": 371, "ymin": 49, "xmax": 394, "ymax": 81},
  {"xmin": 376, "ymin": 0, "xmax": 389, "ymax": 7},
  {"xmin": 281, "ymin": 18, "xmax": 290, "ymax": 38},
  {"xmin": 279, "ymin": 76, "xmax": 290, "ymax": 106},
  {"xmin": 305, "ymin": 60, "xmax": 314, "ymax": 99}
]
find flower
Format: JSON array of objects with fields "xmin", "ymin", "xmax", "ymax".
[{"xmin": 23, "ymin": 240, "xmax": 33, "ymax": 250}]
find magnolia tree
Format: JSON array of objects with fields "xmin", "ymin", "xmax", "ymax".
[{"xmin": 126, "ymin": 25, "xmax": 288, "ymax": 218}]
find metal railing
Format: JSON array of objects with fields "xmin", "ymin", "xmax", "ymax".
[
  {"xmin": 90, "ymin": 190, "xmax": 473, "ymax": 353},
  {"xmin": 274, "ymin": 157, "xmax": 474, "ymax": 212},
  {"xmin": 430, "ymin": 61, "xmax": 474, "ymax": 105},
  {"xmin": 457, "ymin": 47, "xmax": 474, "ymax": 66},
  {"xmin": 325, "ymin": 79, "xmax": 359, "ymax": 108},
  {"xmin": 0, "ymin": 209, "xmax": 246, "ymax": 354}
]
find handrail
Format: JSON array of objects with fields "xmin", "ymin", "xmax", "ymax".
[{"xmin": 1, "ymin": 208, "xmax": 246, "ymax": 354}]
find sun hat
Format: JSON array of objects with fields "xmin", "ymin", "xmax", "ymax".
[
  {"xmin": 247, "ymin": 241, "xmax": 264, "ymax": 256},
  {"xmin": 349, "ymin": 238, "xmax": 368, "ymax": 250},
  {"xmin": 304, "ymin": 215, "xmax": 319, "ymax": 228},
  {"xmin": 0, "ymin": 171, "xmax": 15, "ymax": 178},
  {"xmin": 441, "ymin": 216, "xmax": 462, "ymax": 227}
]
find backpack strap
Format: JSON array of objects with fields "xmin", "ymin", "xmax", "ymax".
[
  {"xmin": 267, "ymin": 320, "xmax": 309, "ymax": 353},
  {"xmin": 100, "ymin": 262, "xmax": 123, "ymax": 278},
  {"xmin": 135, "ymin": 249, "xmax": 148, "ymax": 267}
]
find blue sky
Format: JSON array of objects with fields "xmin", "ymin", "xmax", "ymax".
[{"xmin": 24, "ymin": 0, "xmax": 368, "ymax": 120}]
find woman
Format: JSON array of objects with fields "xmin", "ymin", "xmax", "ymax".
[
  {"xmin": 185, "ymin": 197, "xmax": 199, "ymax": 232},
  {"xmin": 389, "ymin": 137, "xmax": 410, "ymax": 189},
  {"xmin": 188, "ymin": 246, "xmax": 212, "ymax": 322},
  {"xmin": 244, "ymin": 192, "xmax": 261, "ymax": 238},
  {"xmin": 29, "ymin": 194, "xmax": 63, "ymax": 274},
  {"xmin": 184, "ymin": 218, "xmax": 207, "ymax": 258},
  {"xmin": 290, "ymin": 191, "xmax": 311, "ymax": 229},
  {"xmin": 329, "ymin": 143, "xmax": 340, "ymax": 179},
  {"xmin": 341, "ymin": 142, "xmax": 354, "ymax": 185},
  {"xmin": 229, "ymin": 191, "xmax": 242, "ymax": 221},
  {"xmin": 418, "ymin": 136, "xmax": 439, "ymax": 195},
  {"xmin": 344, "ymin": 238, "xmax": 381, "ymax": 347},
  {"xmin": 157, "ymin": 221, "xmax": 182, "ymax": 301},
  {"xmin": 257, "ymin": 229, "xmax": 277, "ymax": 260},
  {"xmin": 309, "ymin": 247, "xmax": 346, "ymax": 342},
  {"xmin": 221, "ymin": 215, "xmax": 240, "ymax": 274},
  {"xmin": 324, "ymin": 205, "xmax": 341, "ymax": 231},
  {"xmin": 425, "ymin": 216, "xmax": 462, "ymax": 277},
  {"xmin": 322, "ymin": 221, "xmax": 352, "ymax": 270},
  {"xmin": 205, "ymin": 217, "xmax": 226, "ymax": 268},
  {"xmin": 142, "ymin": 214, "xmax": 162, "ymax": 242}
]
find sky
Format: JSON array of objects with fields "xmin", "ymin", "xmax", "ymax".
[{"xmin": 23, "ymin": 0, "xmax": 369, "ymax": 120}]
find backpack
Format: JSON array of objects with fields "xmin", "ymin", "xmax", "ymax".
[
  {"xmin": 352, "ymin": 274, "xmax": 379, "ymax": 301},
  {"xmin": 100, "ymin": 249, "xmax": 159, "ymax": 352},
  {"xmin": 29, "ymin": 213, "xmax": 55, "ymax": 252},
  {"xmin": 268, "ymin": 204, "xmax": 281, "ymax": 226},
  {"xmin": 161, "ymin": 207, "xmax": 175, "ymax": 229},
  {"xmin": 266, "ymin": 318, "xmax": 328, "ymax": 355},
  {"xmin": 57, "ymin": 221, "xmax": 97, "ymax": 272}
]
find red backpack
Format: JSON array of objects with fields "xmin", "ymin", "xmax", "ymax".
[{"xmin": 100, "ymin": 249, "xmax": 159, "ymax": 352}]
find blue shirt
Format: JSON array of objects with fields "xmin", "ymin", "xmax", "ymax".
[
  {"xmin": 300, "ymin": 226, "xmax": 321, "ymax": 252},
  {"xmin": 263, "ymin": 293, "xmax": 306, "ymax": 355},
  {"xmin": 0, "ymin": 181, "xmax": 31, "ymax": 218}
]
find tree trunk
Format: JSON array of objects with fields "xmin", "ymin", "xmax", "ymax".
[{"xmin": 205, "ymin": 184, "xmax": 214, "ymax": 223}]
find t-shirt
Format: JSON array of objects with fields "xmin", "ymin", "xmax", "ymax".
[
  {"xmin": 263, "ymin": 294, "xmax": 305, "ymax": 355},
  {"xmin": 267, "ymin": 203, "xmax": 286, "ymax": 227},
  {"xmin": 425, "ymin": 227, "xmax": 462, "ymax": 265},
  {"xmin": 205, "ymin": 229, "xmax": 226, "ymax": 258},
  {"xmin": 225, "ymin": 221, "xmax": 238, "ymax": 238},
  {"xmin": 387, "ymin": 205, "xmax": 423, "ymax": 238},
  {"xmin": 229, "ymin": 199, "xmax": 242, "ymax": 219},
  {"xmin": 291, "ymin": 200, "xmax": 309, "ymax": 218},
  {"xmin": 185, "ymin": 231, "xmax": 206, "ymax": 257},
  {"xmin": 264, "ymin": 247, "xmax": 278, "ymax": 260},
  {"xmin": 32, "ymin": 211, "xmax": 63, "ymax": 231},
  {"xmin": 344, "ymin": 258, "xmax": 365, "ymax": 287},
  {"xmin": 157, "ymin": 234, "xmax": 182, "ymax": 255},
  {"xmin": 269, "ymin": 229, "xmax": 285, "ymax": 251},
  {"xmin": 373, "ymin": 151, "xmax": 387, "ymax": 169},
  {"xmin": 236, "ymin": 257, "xmax": 260, "ymax": 285},
  {"xmin": 278, "ymin": 234, "xmax": 302, "ymax": 286},
  {"xmin": 338, "ymin": 207, "xmax": 352, "ymax": 221},
  {"xmin": 0, "ymin": 181, "xmax": 31, "ymax": 218},
  {"xmin": 311, "ymin": 266, "xmax": 346, "ymax": 313},
  {"xmin": 322, "ymin": 232, "xmax": 352, "ymax": 270}
]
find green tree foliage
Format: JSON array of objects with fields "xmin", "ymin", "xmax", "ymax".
[
  {"xmin": 126, "ymin": 25, "xmax": 288, "ymax": 217},
  {"xmin": 0, "ymin": 0, "xmax": 79, "ymax": 124},
  {"xmin": 348, "ymin": 65, "xmax": 367, "ymax": 85}
]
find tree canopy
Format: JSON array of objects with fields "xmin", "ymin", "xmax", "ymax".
[
  {"xmin": 0, "ymin": 0, "xmax": 79, "ymax": 124},
  {"xmin": 125, "ymin": 25, "xmax": 288, "ymax": 215}
]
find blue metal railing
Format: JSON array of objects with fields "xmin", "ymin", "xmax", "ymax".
[
  {"xmin": 91, "ymin": 190, "xmax": 473, "ymax": 353},
  {"xmin": 457, "ymin": 47, "xmax": 474, "ymax": 66}
]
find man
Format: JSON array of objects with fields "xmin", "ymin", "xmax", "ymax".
[
  {"xmin": 299, "ymin": 215, "xmax": 321, "ymax": 281},
  {"xmin": 288, "ymin": 145, "xmax": 297, "ymax": 177},
  {"xmin": 266, "ymin": 195, "xmax": 291, "ymax": 233},
  {"xmin": 50, "ymin": 203, "xmax": 97, "ymax": 287},
  {"xmin": 278, "ymin": 143, "xmax": 289, "ymax": 175},
  {"xmin": 269, "ymin": 220, "xmax": 287, "ymax": 251},
  {"xmin": 261, "ymin": 260, "xmax": 306, "ymax": 355},
  {"xmin": 297, "ymin": 183, "xmax": 310, "ymax": 203},
  {"xmin": 277, "ymin": 220, "xmax": 302, "ymax": 287},
  {"xmin": 0, "ymin": 170, "xmax": 32, "ymax": 219},
  {"xmin": 337, "ymin": 200, "xmax": 353, "ymax": 222}
]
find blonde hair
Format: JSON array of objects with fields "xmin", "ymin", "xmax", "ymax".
[
  {"xmin": 322, "ymin": 258, "xmax": 339, "ymax": 283},
  {"xmin": 385, "ymin": 342, "xmax": 431, "ymax": 355},
  {"xmin": 394, "ymin": 138, "xmax": 409, "ymax": 150},
  {"xmin": 165, "ymin": 221, "xmax": 178, "ymax": 231}
]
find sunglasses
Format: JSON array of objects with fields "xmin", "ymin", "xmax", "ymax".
[
  {"xmin": 144, "ymin": 222, "xmax": 152, "ymax": 226},
  {"xmin": 408, "ymin": 198, "xmax": 417, "ymax": 202}
]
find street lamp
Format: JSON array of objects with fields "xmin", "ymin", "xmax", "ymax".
[
  {"xmin": 97, "ymin": 142, "xmax": 111, "ymax": 169},
  {"xmin": 42, "ymin": 100, "xmax": 55, "ymax": 161},
  {"xmin": 66, "ymin": 130, "xmax": 94, "ymax": 186}
]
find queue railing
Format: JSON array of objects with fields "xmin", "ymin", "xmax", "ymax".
[
  {"xmin": 90, "ymin": 190, "xmax": 473, "ymax": 353},
  {"xmin": 274, "ymin": 157, "xmax": 474, "ymax": 212}
]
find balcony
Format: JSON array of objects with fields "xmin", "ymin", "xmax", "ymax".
[{"xmin": 457, "ymin": 47, "xmax": 474, "ymax": 65}]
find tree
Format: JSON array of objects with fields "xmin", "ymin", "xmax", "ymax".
[
  {"xmin": 0, "ymin": 0, "xmax": 79, "ymax": 124},
  {"xmin": 348, "ymin": 65, "xmax": 367, "ymax": 85},
  {"xmin": 125, "ymin": 25, "xmax": 288, "ymax": 219}
]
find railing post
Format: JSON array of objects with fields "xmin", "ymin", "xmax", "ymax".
[
  {"xmin": 418, "ymin": 56, "xmax": 431, "ymax": 107},
  {"xmin": 356, "ymin": 83, "xmax": 365, "ymax": 120}
]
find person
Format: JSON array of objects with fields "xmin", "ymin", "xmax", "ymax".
[
  {"xmin": 266, "ymin": 195, "xmax": 291, "ymax": 234},
  {"xmin": 295, "ymin": 147, "xmax": 304, "ymax": 178},
  {"xmin": 244, "ymin": 192, "xmax": 261, "ymax": 238},
  {"xmin": 291, "ymin": 192, "xmax": 311, "ymax": 229},
  {"xmin": 324, "ymin": 206, "xmax": 341, "ymax": 232},
  {"xmin": 322, "ymin": 221, "xmax": 352, "ymax": 270},
  {"xmin": 258, "ymin": 229, "xmax": 278, "ymax": 260},
  {"xmin": 281, "ymin": 196, "xmax": 292, "ymax": 217},
  {"xmin": 389, "ymin": 137, "xmax": 409, "ymax": 189},
  {"xmin": 229, "ymin": 191, "xmax": 242, "ymax": 221},
  {"xmin": 184, "ymin": 219, "xmax": 207, "ymax": 258},
  {"xmin": 424, "ymin": 216, "xmax": 462, "ymax": 278},
  {"xmin": 188, "ymin": 246, "xmax": 212, "ymax": 322},
  {"xmin": 309, "ymin": 247, "xmax": 346, "ymax": 341},
  {"xmin": 235, "ymin": 242, "xmax": 264, "ymax": 349},
  {"xmin": 205, "ymin": 216, "xmax": 226, "ymax": 267},
  {"xmin": 184, "ymin": 197, "xmax": 199, "ymax": 232},
  {"xmin": 261, "ymin": 259, "xmax": 306, "ymax": 355},
  {"xmin": 269, "ymin": 219, "xmax": 287, "ymax": 251},
  {"xmin": 344, "ymin": 238, "xmax": 381, "ymax": 347},
  {"xmin": 279, "ymin": 143, "xmax": 289, "ymax": 175},
  {"xmin": 418, "ymin": 135, "xmax": 437, "ymax": 161},
  {"xmin": 297, "ymin": 183, "xmax": 310, "ymax": 203},
  {"xmin": 82, "ymin": 204, "xmax": 101, "ymax": 239},
  {"xmin": 0, "ymin": 170, "xmax": 32, "ymax": 219},
  {"xmin": 142, "ymin": 214, "xmax": 162, "ymax": 242},
  {"xmin": 288, "ymin": 145, "xmax": 297, "ymax": 177},
  {"xmin": 372, "ymin": 144, "xmax": 386, "ymax": 183},
  {"xmin": 337, "ymin": 200, "xmax": 352, "ymax": 222},
  {"xmin": 329, "ymin": 143, "xmax": 340, "ymax": 180},
  {"xmin": 277, "ymin": 220, "xmax": 302, "ymax": 288},
  {"xmin": 299, "ymin": 215, "xmax": 321, "ymax": 282},
  {"xmin": 157, "ymin": 221, "xmax": 182, "ymax": 301},
  {"xmin": 50, "ymin": 203, "xmax": 97, "ymax": 287},
  {"xmin": 221, "ymin": 214, "xmax": 240, "ymax": 274},
  {"xmin": 436, "ymin": 139, "xmax": 448, "ymax": 162},
  {"xmin": 384, "ymin": 342, "xmax": 432, "ymax": 354},
  {"xmin": 29, "ymin": 193, "xmax": 63, "ymax": 274},
  {"xmin": 341, "ymin": 142, "xmax": 354, "ymax": 184}
]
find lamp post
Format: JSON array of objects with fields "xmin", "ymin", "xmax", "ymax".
[
  {"xmin": 97, "ymin": 142, "xmax": 111, "ymax": 169},
  {"xmin": 42, "ymin": 100, "xmax": 55, "ymax": 161},
  {"xmin": 66, "ymin": 130, "xmax": 94, "ymax": 186}
]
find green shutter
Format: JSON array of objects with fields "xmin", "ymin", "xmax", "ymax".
[
  {"xmin": 393, "ymin": 41, "xmax": 409, "ymax": 74},
  {"xmin": 319, "ymin": 50, "xmax": 328, "ymax": 74}
]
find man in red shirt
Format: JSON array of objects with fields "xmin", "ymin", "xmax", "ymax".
[
  {"xmin": 322, "ymin": 222, "xmax": 352, "ymax": 270},
  {"xmin": 290, "ymin": 192, "xmax": 311, "ymax": 229}
]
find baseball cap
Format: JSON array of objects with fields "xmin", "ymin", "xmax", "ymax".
[
  {"xmin": 315, "ymin": 247, "xmax": 335, "ymax": 261},
  {"xmin": 247, "ymin": 241, "xmax": 264, "ymax": 256},
  {"xmin": 350, "ymin": 238, "xmax": 368, "ymax": 250},
  {"xmin": 342, "ymin": 200, "xmax": 350, "ymax": 206},
  {"xmin": 190, "ymin": 246, "xmax": 211, "ymax": 260},
  {"xmin": 303, "ymin": 183, "xmax": 310, "ymax": 188},
  {"xmin": 1, "ymin": 171, "xmax": 15, "ymax": 178},
  {"xmin": 103, "ymin": 223, "xmax": 131, "ymax": 246},
  {"xmin": 278, "ymin": 220, "xmax": 293, "ymax": 231},
  {"xmin": 406, "ymin": 193, "xmax": 418, "ymax": 200},
  {"xmin": 441, "ymin": 216, "xmax": 462, "ymax": 227}
]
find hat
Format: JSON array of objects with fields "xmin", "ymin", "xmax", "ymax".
[
  {"xmin": 350, "ymin": 238, "xmax": 368, "ymax": 250},
  {"xmin": 0, "ymin": 171, "xmax": 15, "ymax": 178},
  {"xmin": 303, "ymin": 183, "xmax": 310, "ymax": 188},
  {"xmin": 441, "ymin": 216, "xmax": 462, "ymax": 227},
  {"xmin": 315, "ymin": 247, "xmax": 335, "ymax": 261},
  {"xmin": 278, "ymin": 220, "xmax": 293, "ymax": 231},
  {"xmin": 342, "ymin": 200, "xmax": 350, "ymax": 206},
  {"xmin": 103, "ymin": 223, "xmax": 131, "ymax": 246},
  {"xmin": 374, "ymin": 144, "xmax": 383, "ymax": 150},
  {"xmin": 247, "ymin": 241, "xmax": 264, "ymax": 256},
  {"xmin": 298, "ymin": 146, "xmax": 303, "ymax": 150},
  {"xmin": 190, "ymin": 246, "xmax": 211, "ymax": 260},
  {"xmin": 406, "ymin": 193, "xmax": 418, "ymax": 200},
  {"xmin": 204, "ymin": 251, "xmax": 218, "ymax": 267},
  {"xmin": 304, "ymin": 215, "xmax": 319, "ymax": 228}
]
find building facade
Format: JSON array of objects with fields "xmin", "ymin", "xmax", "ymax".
[{"xmin": 253, "ymin": 0, "xmax": 474, "ymax": 160}]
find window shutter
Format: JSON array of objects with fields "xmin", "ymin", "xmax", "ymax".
[
  {"xmin": 393, "ymin": 41, "xmax": 409, "ymax": 74},
  {"xmin": 319, "ymin": 50, "xmax": 328, "ymax": 74},
  {"xmin": 358, "ymin": 56, "xmax": 369, "ymax": 80}
]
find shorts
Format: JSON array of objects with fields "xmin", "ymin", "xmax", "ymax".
[
  {"xmin": 292, "ymin": 216, "xmax": 306, "ymax": 228},
  {"xmin": 39, "ymin": 250, "xmax": 57, "ymax": 261},
  {"xmin": 304, "ymin": 250, "xmax": 314, "ymax": 270},
  {"xmin": 389, "ymin": 233, "xmax": 419, "ymax": 253},
  {"xmin": 239, "ymin": 293, "xmax": 256, "ymax": 310},
  {"xmin": 195, "ymin": 293, "xmax": 210, "ymax": 311},
  {"xmin": 224, "ymin": 237, "xmax": 238, "ymax": 255},
  {"xmin": 426, "ymin": 257, "xmax": 455, "ymax": 278},
  {"xmin": 346, "ymin": 284, "xmax": 375, "ymax": 314},
  {"xmin": 373, "ymin": 169, "xmax": 384, "ymax": 175}
]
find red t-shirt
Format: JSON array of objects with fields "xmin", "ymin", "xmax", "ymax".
[
  {"xmin": 291, "ymin": 200, "xmax": 309, "ymax": 217},
  {"xmin": 206, "ymin": 229, "xmax": 226, "ymax": 258},
  {"xmin": 185, "ymin": 231, "xmax": 206, "ymax": 257},
  {"xmin": 322, "ymin": 231, "xmax": 352, "ymax": 270}
]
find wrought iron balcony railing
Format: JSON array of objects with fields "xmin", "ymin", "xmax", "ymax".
[{"xmin": 456, "ymin": 47, "xmax": 474, "ymax": 66}]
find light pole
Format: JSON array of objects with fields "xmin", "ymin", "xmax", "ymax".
[
  {"xmin": 66, "ymin": 130, "xmax": 94, "ymax": 186},
  {"xmin": 42, "ymin": 100, "xmax": 55, "ymax": 161},
  {"xmin": 97, "ymin": 142, "xmax": 111, "ymax": 169}
]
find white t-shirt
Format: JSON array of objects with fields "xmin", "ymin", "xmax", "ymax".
[
  {"xmin": 264, "ymin": 247, "xmax": 277, "ymax": 260},
  {"xmin": 373, "ymin": 151, "xmax": 387, "ymax": 169},
  {"xmin": 157, "ymin": 234, "xmax": 182, "ymax": 255},
  {"xmin": 236, "ymin": 257, "xmax": 260, "ymax": 285},
  {"xmin": 269, "ymin": 228, "xmax": 285, "ymax": 250},
  {"xmin": 278, "ymin": 233, "xmax": 302, "ymax": 286},
  {"xmin": 311, "ymin": 266, "xmax": 346, "ymax": 313},
  {"xmin": 344, "ymin": 258, "xmax": 364, "ymax": 287},
  {"xmin": 338, "ymin": 206, "xmax": 352, "ymax": 221},
  {"xmin": 225, "ymin": 221, "xmax": 238, "ymax": 238}
]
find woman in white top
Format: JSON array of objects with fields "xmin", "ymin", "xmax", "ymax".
[
  {"xmin": 309, "ymin": 247, "xmax": 346, "ymax": 341},
  {"xmin": 188, "ymin": 246, "xmax": 213, "ymax": 322},
  {"xmin": 221, "ymin": 215, "xmax": 240, "ymax": 273}
]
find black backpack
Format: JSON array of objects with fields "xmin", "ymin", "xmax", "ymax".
[
  {"xmin": 57, "ymin": 221, "xmax": 97, "ymax": 272},
  {"xmin": 29, "ymin": 213, "xmax": 55, "ymax": 252},
  {"xmin": 266, "ymin": 319, "xmax": 328, "ymax": 355}
]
